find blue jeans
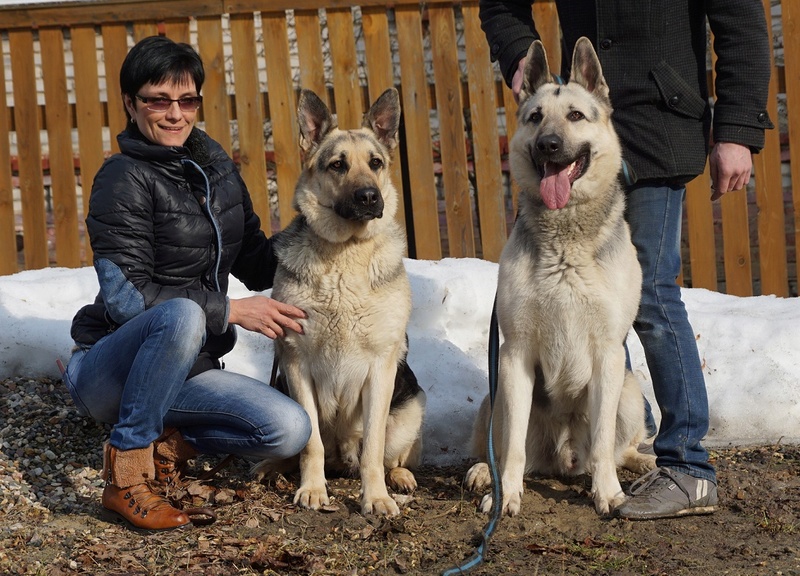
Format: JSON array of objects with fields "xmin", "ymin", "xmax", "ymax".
[
  {"xmin": 626, "ymin": 182, "xmax": 716, "ymax": 483},
  {"xmin": 63, "ymin": 298, "xmax": 311, "ymax": 461}
]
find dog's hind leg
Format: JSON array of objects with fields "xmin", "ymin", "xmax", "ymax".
[
  {"xmin": 464, "ymin": 394, "xmax": 492, "ymax": 491},
  {"xmin": 616, "ymin": 371, "xmax": 657, "ymax": 474},
  {"xmin": 384, "ymin": 390, "xmax": 425, "ymax": 492}
]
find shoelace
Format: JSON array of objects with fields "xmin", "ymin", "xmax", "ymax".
[
  {"xmin": 126, "ymin": 483, "xmax": 178, "ymax": 517},
  {"xmin": 628, "ymin": 467, "xmax": 691, "ymax": 501}
]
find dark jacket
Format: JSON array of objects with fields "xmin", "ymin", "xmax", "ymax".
[
  {"xmin": 479, "ymin": 0, "xmax": 774, "ymax": 184},
  {"xmin": 71, "ymin": 126, "xmax": 278, "ymax": 363}
]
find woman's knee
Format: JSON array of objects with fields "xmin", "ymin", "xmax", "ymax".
[{"xmin": 151, "ymin": 298, "xmax": 206, "ymax": 346}]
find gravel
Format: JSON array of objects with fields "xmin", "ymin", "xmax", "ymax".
[{"xmin": 0, "ymin": 376, "xmax": 107, "ymax": 521}]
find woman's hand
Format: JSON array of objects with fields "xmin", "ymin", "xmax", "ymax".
[{"xmin": 229, "ymin": 295, "xmax": 305, "ymax": 339}]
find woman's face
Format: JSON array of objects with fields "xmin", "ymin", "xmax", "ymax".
[{"xmin": 124, "ymin": 78, "xmax": 200, "ymax": 147}]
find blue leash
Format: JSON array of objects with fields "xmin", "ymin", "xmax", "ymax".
[{"xmin": 441, "ymin": 297, "xmax": 503, "ymax": 575}]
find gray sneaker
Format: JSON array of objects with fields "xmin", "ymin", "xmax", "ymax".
[{"xmin": 614, "ymin": 466, "xmax": 718, "ymax": 520}]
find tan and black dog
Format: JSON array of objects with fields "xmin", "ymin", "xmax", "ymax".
[{"xmin": 254, "ymin": 88, "xmax": 425, "ymax": 516}]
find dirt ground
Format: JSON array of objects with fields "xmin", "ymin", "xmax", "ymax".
[{"xmin": 1, "ymin": 378, "xmax": 799, "ymax": 576}]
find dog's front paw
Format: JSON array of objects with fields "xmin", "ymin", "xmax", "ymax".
[
  {"xmin": 387, "ymin": 467, "xmax": 417, "ymax": 492},
  {"xmin": 464, "ymin": 462, "xmax": 491, "ymax": 492},
  {"xmin": 478, "ymin": 491, "xmax": 523, "ymax": 516},
  {"xmin": 362, "ymin": 495, "xmax": 400, "ymax": 516},
  {"xmin": 293, "ymin": 485, "xmax": 330, "ymax": 510},
  {"xmin": 592, "ymin": 488, "xmax": 625, "ymax": 516}
]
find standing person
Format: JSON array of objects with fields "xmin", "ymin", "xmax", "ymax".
[
  {"xmin": 63, "ymin": 36, "xmax": 311, "ymax": 531},
  {"xmin": 479, "ymin": 0, "xmax": 773, "ymax": 519}
]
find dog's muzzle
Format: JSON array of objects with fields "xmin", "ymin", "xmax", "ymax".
[{"xmin": 334, "ymin": 187, "xmax": 385, "ymax": 221}]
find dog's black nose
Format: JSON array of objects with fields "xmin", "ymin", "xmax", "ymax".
[
  {"xmin": 536, "ymin": 134, "xmax": 562, "ymax": 155},
  {"xmin": 355, "ymin": 187, "xmax": 381, "ymax": 207}
]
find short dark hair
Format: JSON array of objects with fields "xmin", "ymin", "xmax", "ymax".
[{"xmin": 120, "ymin": 35, "xmax": 205, "ymax": 116}]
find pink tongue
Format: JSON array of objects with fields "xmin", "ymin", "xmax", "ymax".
[{"xmin": 540, "ymin": 162, "xmax": 571, "ymax": 209}]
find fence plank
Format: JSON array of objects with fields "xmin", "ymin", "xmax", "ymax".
[
  {"xmin": 262, "ymin": 10, "xmax": 302, "ymax": 231},
  {"xmin": 752, "ymin": 0, "xmax": 788, "ymax": 296},
  {"xmin": 532, "ymin": 1, "xmax": 560, "ymax": 75},
  {"xmin": 101, "ymin": 23, "xmax": 130, "ymax": 155},
  {"xmin": 40, "ymin": 28, "xmax": 82, "ymax": 268},
  {"xmin": 9, "ymin": 29, "xmax": 48, "ymax": 270},
  {"xmin": 685, "ymin": 167, "xmax": 718, "ymax": 290},
  {"xmin": 462, "ymin": 3, "xmax": 506, "ymax": 262},
  {"xmin": 196, "ymin": 16, "xmax": 233, "ymax": 155},
  {"xmin": 133, "ymin": 22, "xmax": 159, "ymax": 42},
  {"xmin": 294, "ymin": 10, "xmax": 328, "ymax": 105},
  {"xmin": 429, "ymin": 4, "xmax": 475, "ymax": 258},
  {"xmin": 0, "ymin": 39, "xmax": 16, "ymax": 275},
  {"xmin": 229, "ymin": 13, "xmax": 271, "ymax": 226},
  {"xmin": 784, "ymin": 0, "xmax": 800, "ymax": 286},
  {"xmin": 163, "ymin": 19, "xmax": 191, "ymax": 44},
  {"xmin": 72, "ymin": 24, "xmax": 106, "ymax": 268},
  {"xmin": 395, "ymin": 5, "xmax": 441, "ymax": 259},
  {"xmin": 720, "ymin": 189, "xmax": 753, "ymax": 296},
  {"xmin": 361, "ymin": 6, "xmax": 407, "ymax": 233},
  {"xmin": 327, "ymin": 7, "xmax": 363, "ymax": 129}
]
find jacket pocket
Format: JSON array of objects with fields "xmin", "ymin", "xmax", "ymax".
[{"xmin": 650, "ymin": 60, "xmax": 708, "ymax": 120}]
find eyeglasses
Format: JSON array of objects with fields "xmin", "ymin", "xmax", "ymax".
[{"xmin": 135, "ymin": 94, "xmax": 203, "ymax": 112}]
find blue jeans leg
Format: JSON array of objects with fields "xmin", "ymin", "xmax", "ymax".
[
  {"xmin": 626, "ymin": 183, "xmax": 716, "ymax": 482},
  {"xmin": 64, "ymin": 298, "xmax": 311, "ymax": 461},
  {"xmin": 164, "ymin": 369, "xmax": 311, "ymax": 461},
  {"xmin": 64, "ymin": 298, "xmax": 206, "ymax": 450}
]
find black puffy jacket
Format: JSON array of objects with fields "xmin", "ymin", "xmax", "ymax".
[{"xmin": 70, "ymin": 126, "xmax": 278, "ymax": 363}]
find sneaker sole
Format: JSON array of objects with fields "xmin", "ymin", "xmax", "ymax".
[{"xmin": 616, "ymin": 504, "xmax": 717, "ymax": 521}]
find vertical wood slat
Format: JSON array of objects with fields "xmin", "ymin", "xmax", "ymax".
[
  {"xmin": 262, "ymin": 11, "xmax": 302, "ymax": 231},
  {"xmin": 163, "ymin": 19, "xmax": 190, "ymax": 44},
  {"xmin": 361, "ymin": 6, "xmax": 407, "ymax": 233},
  {"xmin": 532, "ymin": 1, "xmax": 561, "ymax": 76},
  {"xmin": 326, "ymin": 7, "xmax": 363, "ymax": 129},
  {"xmin": 196, "ymin": 16, "xmax": 232, "ymax": 155},
  {"xmin": 783, "ymin": 0, "xmax": 800, "ymax": 282},
  {"xmin": 0, "ymin": 37, "xmax": 17, "ymax": 274},
  {"xmin": 294, "ymin": 10, "xmax": 328, "ymax": 106},
  {"xmin": 133, "ymin": 22, "xmax": 159, "ymax": 42},
  {"xmin": 395, "ymin": 5, "xmax": 441, "ymax": 259},
  {"xmin": 40, "ymin": 27, "xmax": 82, "ymax": 268},
  {"xmin": 462, "ymin": 3, "xmax": 505, "ymax": 262},
  {"xmin": 101, "ymin": 23, "xmax": 130, "ymax": 155},
  {"xmin": 229, "ymin": 13, "xmax": 271, "ymax": 226},
  {"xmin": 753, "ymin": 0, "xmax": 788, "ymax": 296},
  {"xmin": 685, "ymin": 166, "xmax": 718, "ymax": 290},
  {"xmin": 429, "ymin": 4, "xmax": 475, "ymax": 258},
  {"xmin": 71, "ymin": 24, "xmax": 106, "ymax": 268},
  {"xmin": 502, "ymin": 82, "xmax": 519, "ymax": 215},
  {"xmin": 9, "ymin": 29, "xmax": 48, "ymax": 270}
]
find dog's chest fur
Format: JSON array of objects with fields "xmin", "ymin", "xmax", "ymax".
[{"xmin": 273, "ymin": 216, "xmax": 411, "ymax": 383}]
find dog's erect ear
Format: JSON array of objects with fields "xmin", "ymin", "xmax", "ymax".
[
  {"xmin": 297, "ymin": 89, "xmax": 335, "ymax": 154},
  {"xmin": 570, "ymin": 36, "xmax": 610, "ymax": 102},
  {"xmin": 521, "ymin": 40, "xmax": 551, "ymax": 100},
  {"xmin": 363, "ymin": 88, "xmax": 401, "ymax": 152}
]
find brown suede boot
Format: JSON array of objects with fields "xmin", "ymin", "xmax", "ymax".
[
  {"xmin": 153, "ymin": 428, "xmax": 197, "ymax": 492},
  {"xmin": 101, "ymin": 442, "xmax": 190, "ymax": 530}
]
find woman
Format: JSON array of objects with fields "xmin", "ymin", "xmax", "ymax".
[{"xmin": 64, "ymin": 36, "xmax": 311, "ymax": 531}]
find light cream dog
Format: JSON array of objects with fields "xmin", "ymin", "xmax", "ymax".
[{"xmin": 465, "ymin": 38, "xmax": 656, "ymax": 516}]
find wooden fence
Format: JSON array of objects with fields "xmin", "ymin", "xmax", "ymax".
[{"xmin": 0, "ymin": 0, "xmax": 797, "ymax": 297}]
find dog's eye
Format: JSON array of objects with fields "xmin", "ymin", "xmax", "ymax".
[
  {"xmin": 369, "ymin": 157, "xmax": 384, "ymax": 170},
  {"xmin": 529, "ymin": 111, "xmax": 543, "ymax": 124},
  {"xmin": 567, "ymin": 110, "xmax": 585, "ymax": 121},
  {"xmin": 329, "ymin": 160, "xmax": 346, "ymax": 172}
]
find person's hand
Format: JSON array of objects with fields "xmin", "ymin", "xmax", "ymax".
[
  {"xmin": 511, "ymin": 57, "xmax": 527, "ymax": 102},
  {"xmin": 709, "ymin": 141, "xmax": 753, "ymax": 201},
  {"xmin": 229, "ymin": 295, "xmax": 305, "ymax": 339}
]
